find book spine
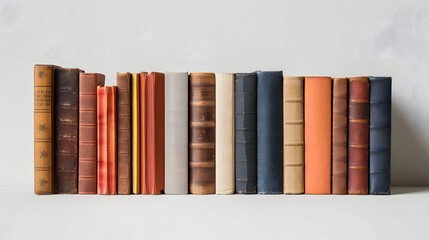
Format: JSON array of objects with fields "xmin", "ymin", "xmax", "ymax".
[
  {"xmin": 164, "ymin": 72, "xmax": 189, "ymax": 194},
  {"xmin": 34, "ymin": 65, "xmax": 56, "ymax": 194},
  {"xmin": 283, "ymin": 76, "xmax": 304, "ymax": 194},
  {"xmin": 140, "ymin": 72, "xmax": 148, "ymax": 194},
  {"xmin": 132, "ymin": 73, "xmax": 141, "ymax": 194},
  {"xmin": 189, "ymin": 73, "xmax": 216, "ymax": 194},
  {"xmin": 348, "ymin": 77, "xmax": 369, "ymax": 195},
  {"xmin": 256, "ymin": 71, "xmax": 283, "ymax": 194},
  {"xmin": 54, "ymin": 68, "xmax": 82, "ymax": 194},
  {"xmin": 235, "ymin": 73, "xmax": 257, "ymax": 194},
  {"xmin": 369, "ymin": 77, "xmax": 392, "ymax": 195},
  {"xmin": 215, "ymin": 73, "xmax": 235, "ymax": 194},
  {"xmin": 78, "ymin": 73, "xmax": 105, "ymax": 194},
  {"xmin": 332, "ymin": 78, "xmax": 348, "ymax": 195},
  {"xmin": 116, "ymin": 73, "xmax": 131, "ymax": 195},
  {"xmin": 305, "ymin": 77, "xmax": 332, "ymax": 194}
]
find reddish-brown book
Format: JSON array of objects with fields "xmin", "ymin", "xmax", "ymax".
[
  {"xmin": 97, "ymin": 86, "xmax": 117, "ymax": 195},
  {"xmin": 140, "ymin": 72, "xmax": 148, "ymax": 194},
  {"xmin": 78, "ymin": 73, "xmax": 105, "ymax": 194},
  {"xmin": 348, "ymin": 77, "xmax": 369, "ymax": 195},
  {"xmin": 305, "ymin": 77, "xmax": 332, "ymax": 194}
]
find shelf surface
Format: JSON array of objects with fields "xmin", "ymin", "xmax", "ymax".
[{"xmin": 1, "ymin": 186, "xmax": 428, "ymax": 240}]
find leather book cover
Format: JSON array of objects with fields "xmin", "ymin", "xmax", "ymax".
[
  {"xmin": 369, "ymin": 77, "xmax": 392, "ymax": 195},
  {"xmin": 256, "ymin": 71, "xmax": 283, "ymax": 194},
  {"xmin": 116, "ymin": 72, "xmax": 131, "ymax": 195},
  {"xmin": 235, "ymin": 73, "xmax": 257, "ymax": 194},
  {"xmin": 283, "ymin": 76, "xmax": 304, "ymax": 194},
  {"xmin": 332, "ymin": 78, "xmax": 348, "ymax": 195},
  {"xmin": 189, "ymin": 73, "xmax": 216, "ymax": 194},
  {"xmin": 78, "ymin": 73, "xmax": 105, "ymax": 194},
  {"xmin": 34, "ymin": 64, "xmax": 60, "ymax": 194},
  {"xmin": 348, "ymin": 77, "xmax": 369, "ymax": 195},
  {"xmin": 305, "ymin": 77, "xmax": 332, "ymax": 194},
  {"xmin": 215, "ymin": 73, "xmax": 235, "ymax": 194},
  {"xmin": 139, "ymin": 72, "xmax": 148, "ymax": 194},
  {"xmin": 132, "ymin": 73, "xmax": 141, "ymax": 194},
  {"xmin": 143, "ymin": 72, "xmax": 165, "ymax": 194},
  {"xmin": 164, "ymin": 72, "xmax": 189, "ymax": 194},
  {"xmin": 97, "ymin": 86, "xmax": 117, "ymax": 195},
  {"xmin": 54, "ymin": 68, "xmax": 83, "ymax": 194}
]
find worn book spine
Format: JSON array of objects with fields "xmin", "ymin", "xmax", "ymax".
[
  {"xmin": 369, "ymin": 77, "xmax": 392, "ymax": 195},
  {"xmin": 116, "ymin": 73, "xmax": 131, "ymax": 195},
  {"xmin": 235, "ymin": 73, "xmax": 257, "ymax": 194},
  {"xmin": 78, "ymin": 73, "xmax": 105, "ymax": 194},
  {"xmin": 348, "ymin": 77, "xmax": 369, "ymax": 195},
  {"xmin": 140, "ymin": 72, "xmax": 148, "ymax": 194},
  {"xmin": 189, "ymin": 73, "xmax": 216, "ymax": 194},
  {"xmin": 97, "ymin": 86, "xmax": 117, "ymax": 195},
  {"xmin": 34, "ymin": 65, "xmax": 58, "ymax": 194},
  {"xmin": 332, "ymin": 78, "xmax": 348, "ymax": 195},
  {"xmin": 283, "ymin": 76, "xmax": 304, "ymax": 194},
  {"xmin": 305, "ymin": 77, "xmax": 332, "ymax": 194},
  {"xmin": 55, "ymin": 68, "xmax": 83, "ymax": 194},
  {"xmin": 131, "ymin": 73, "xmax": 141, "ymax": 194},
  {"xmin": 164, "ymin": 72, "xmax": 189, "ymax": 194},
  {"xmin": 256, "ymin": 71, "xmax": 283, "ymax": 194},
  {"xmin": 215, "ymin": 73, "xmax": 235, "ymax": 194}
]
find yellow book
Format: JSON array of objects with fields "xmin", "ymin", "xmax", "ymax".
[{"xmin": 132, "ymin": 73, "xmax": 141, "ymax": 194}]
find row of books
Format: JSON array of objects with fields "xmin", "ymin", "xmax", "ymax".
[{"xmin": 34, "ymin": 64, "xmax": 392, "ymax": 195}]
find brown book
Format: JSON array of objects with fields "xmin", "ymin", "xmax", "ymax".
[
  {"xmin": 189, "ymin": 73, "xmax": 216, "ymax": 194},
  {"xmin": 116, "ymin": 73, "xmax": 132, "ymax": 195},
  {"xmin": 78, "ymin": 73, "xmax": 105, "ymax": 194},
  {"xmin": 54, "ymin": 68, "xmax": 84, "ymax": 194},
  {"xmin": 348, "ymin": 77, "xmax": 369, "ymax": 195},
  {"xmin": 332, "ymin": 78, "xmax": 348, "ymax": 194},
  {"xmin": 34, "ymin": 65, "xmax": 60, "ymax": 194}
]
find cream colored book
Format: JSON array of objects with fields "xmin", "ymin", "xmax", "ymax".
[{"xmin": 215, "ymin": 73, "xmax": 235, "ymax": 194}]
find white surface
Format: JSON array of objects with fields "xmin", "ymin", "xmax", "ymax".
[{"xmin": 0, "ymin": 186, "xmax": 428, "ymax": 240}]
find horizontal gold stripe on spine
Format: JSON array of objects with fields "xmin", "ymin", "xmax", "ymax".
[
  {"xmin": 284, "ymin": 121, "xmax": 303, "ymax": 125},
  {"xmin": 189, "ymin": 143, "xmax": 215, "ymax": 148},
  {"xmin": 189, "ymin": 101, "xmax": 215, "ymax": 107},
  {"xmin": 349, "ymin": 99, "xmax": 369, "ymax": 103},
  {"xmin": 349, "ymin": 119, "xmax": 369, "ymax": 123},
  {"xmin": 349, "ymin": 144, "xmax": 369, "ymax": 148},
  {"xmin": 284, "ymin": 143, "xmax": 304, "ymax": 146},
  {"xmin": 284, "ymin": 163, "xmax": 304, "ymax": 166},
  {"xmin": 189, "ymin": 162, "xmax": 215, "ymax": 167},
  {"xmin": 189, "ymin": 122, "xmax": 215, "ymax": 127},
  {"xmin": 349, "ymin": 166, "xmax": 368, "ymax": 170}
]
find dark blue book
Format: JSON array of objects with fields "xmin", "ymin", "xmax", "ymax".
[
  {"xmin": 369, "ymin": 76, "xmax": 392, "ymax": 195},
  {"xmin": 256, "ymin": 71, "xmax": 283, "ymax": 194},
  {"xmin": 235, "ymin": 73, "xmax": 257, "ymax": 194}
]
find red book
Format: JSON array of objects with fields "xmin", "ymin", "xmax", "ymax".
[
  {"xmin": 97, "ymin": 86, "xmax": 117, "ymax": 195},
  {"xmin": 140, "ymin": 72, "xmax": 148, "ymax": 194}
]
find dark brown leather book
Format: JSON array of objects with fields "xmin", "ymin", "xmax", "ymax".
[
  {"xmin": 116, "ymin": 73, "xmax": 132, "ymax": 195},
  {"xmin": 189, "ymin": 73, "xmax": 216, "ymax": 194},
  {"xmin": 55, "ymin": 68, "xmax": 84, "ymax": 194},
  {"xmin": 348, "ymin": 77, "xmax": 369, "ymax": 195},
  {"xmin": 332, "ymin": 78, "xmax": 348, "ymax": 194},
  {"xmin": 78, "ymin": 73, "xmax": 105, "ymax": 194},
  {"xmin": 34, "ymin": 64, "xmax": 60, "ymax": 194}
]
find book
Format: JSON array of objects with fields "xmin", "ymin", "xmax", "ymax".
[
  {"xmin": 215, "ymin": 73, "xmax": 235, "ymax": 194},
  {"xmin": 78, "ymin": 73, "xmax": 105, "ymax": 194},
  {"xmin": 369, "ymin": 77, "xmax": 392, "ymax": 195},
  {"xmin": 164, "ymin": 72, "xmax": 189, "ymax": 194},
  {"xmin": 305, "ymin": 77, "xmax": 332, "ymax": 194},
  {"xmin": 97, "ymin": 86, "xmax": 117, "ymax": 195},
  {"xmin": 132, "ymin": 73, "xmax": 141, "ymax": 194},
  {"xmin": 54, "ymin": 68, "xmax": 83, "ymax": 194},
  {"xmin": 235, "ymin": 73, "xmax": 257, "ymax": 194},
  {"xmin": 332, "ymin": 78, "xmax": 348, "ymax": 195},
  {"xmin": 189, "ymin": 73, "xmax": 216, "ymax": 194},
  {"xmin": 116, "ymin": 72, "xmax": 131, "ymax": 195},
  {"xmin": 348, "ymin": 77, "xmax": 369, "ymax": 195},
  {"xmin": 256, "ymin": 71, "xmax": 283, "ymax": 194},
  {"xmin": 283, "ymin": 76, "xmax": 304, "ymax": 194},
  {"xmin": 34, "ymin": 64, "xmax": 59, "ymax": 194},
  {"xmin": 140, "ymin": 72, "xmax": 148, "ymax": 193},
  {"xmin": 143, "ymin": 72, "xmax": 165, "ymax": 194}
]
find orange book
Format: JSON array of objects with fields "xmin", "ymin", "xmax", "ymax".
[
  {"xmin": 305, "ymin": 77, "xmax": 332, "ymax": 194},
  {"xmin": 140, "ymin": 72, "xmax": 148, "ymax": 193}
]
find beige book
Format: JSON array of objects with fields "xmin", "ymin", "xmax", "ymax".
[
  {"xmin": 215, "ymin": 73, "xmax": 235, "ymax": 194},
  {"xmin": 283, "ymin": 76, "xmax": 305, "ymax": 194}
]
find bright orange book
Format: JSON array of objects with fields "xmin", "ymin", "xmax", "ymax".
[{"xmin": 304, "ymin": 77, "xmax": 332, "ymax": 194}]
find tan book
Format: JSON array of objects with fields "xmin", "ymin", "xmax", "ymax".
[
  {"xmin": 283, "ymin": 76, "xmax": 304, "ymax": 194},
  {"xmin": 215, "ymin": 73, "xmax": 235, "ymax": 194}
]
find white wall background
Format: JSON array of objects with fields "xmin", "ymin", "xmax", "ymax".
[{"xmin": 0, "ymin": 0, "xmax": 428, "ymax": 187}]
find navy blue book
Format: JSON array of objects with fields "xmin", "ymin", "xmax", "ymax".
[
  {"xmin": 235, "ymin": 73, "xmax": 257, "ymax": 194},
  {"xmin": 369, "ymin": 76, "xmax": 392, "ymax": 195},
  {"xmin": 256, "ymin": 71, "xmax": 283, "ymax": 194}
]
